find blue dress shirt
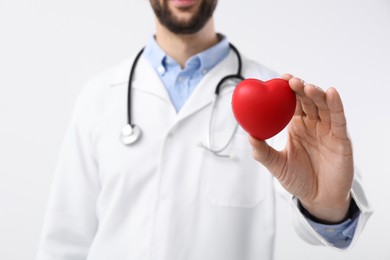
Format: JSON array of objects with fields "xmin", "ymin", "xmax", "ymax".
[
  {"xmin": 143, "ymin": 36, "xmax": 360, "ymax": 249},
  {"xmin": 143, "ymin": 36, "xmax": 229, "ymax": 111}
]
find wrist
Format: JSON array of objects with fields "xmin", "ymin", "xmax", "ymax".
[{"xmin": 298, "ymin": 195, "xmax": 353, "ymax": 224}]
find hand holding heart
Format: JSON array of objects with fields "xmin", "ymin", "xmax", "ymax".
[{"xmin": 235, "ymin": 74, "xmax": 354, "ymax": 223}]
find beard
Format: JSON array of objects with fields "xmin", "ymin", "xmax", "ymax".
[{"xmin": 150, "ymin": 0, "xmax": 218, "ymax": 34}]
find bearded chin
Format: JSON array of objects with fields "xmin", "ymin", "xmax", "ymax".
[{"xmin": 152, "ymin": 0, "xmax": 217, "ymax": 35}]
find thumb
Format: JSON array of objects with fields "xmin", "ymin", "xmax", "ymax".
[{"xmin": 248, "ymin": 135, "xmax": 283, "ymax": 174}]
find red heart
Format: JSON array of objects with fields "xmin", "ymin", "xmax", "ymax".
[{"xmin": 232, "ymin": 78, "xmax": 296, "ymax": 140}]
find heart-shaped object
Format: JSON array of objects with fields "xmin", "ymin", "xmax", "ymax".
[{"xmin": 232, "ymin": 78, "xmax": 296, "ymax": 140}]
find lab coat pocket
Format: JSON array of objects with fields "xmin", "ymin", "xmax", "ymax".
[{"xmin": 202, "ymin": 133, "xmax": 265, "ymax": 208}]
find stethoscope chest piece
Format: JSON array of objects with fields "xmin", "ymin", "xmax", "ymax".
[{"xmin": 120, "ymin": 124, "xmax": 142, "ymax": 145}]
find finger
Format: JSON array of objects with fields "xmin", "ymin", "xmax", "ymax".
[
  {"xmin": 326, "ymin": 87, "xmax": 349, "ymax": 139},
  {"xmin": 304, "ymin": 84, "xmax": 331, "ymax": 124},
  {"xmin": 294, "ymin": 97, "xmax": 304, "ymax": 117},
  {"xmin": 289, "ymin": 77, "xmax": 319, "ymax": 120},
  {"xmin": 248, "ymin": 135, "xmax": 283, "ymax": 176},
  {"xmin": 281, "ymin": 75, "xmax": 303, "ymax": 117},
  {"xmin": 281, "ymin": 73, "xmax": 294, "ymax": 81}
]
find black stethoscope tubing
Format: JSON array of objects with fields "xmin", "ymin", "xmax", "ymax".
[
  {"xmin": 121, "ymin": 43, "xmax": 244, "ymax": 146},
  {"xmin": 127, "ymin": 47, "xmax": 145, "ymax": 130}
]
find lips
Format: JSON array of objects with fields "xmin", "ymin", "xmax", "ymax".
[{"xmin": 170, "ymin": 0, "xmax": 197, "ymax": 8}]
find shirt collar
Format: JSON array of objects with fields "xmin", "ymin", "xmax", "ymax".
[
  {"xmin": 143, "ymin": 35, "xmax": 230, "ymax": 74},
  {"xmin": 195, "ymin": 36, "xmax": 230, "ymax": 72},
  {"xmin": 143, "ymin": 36, "xmax": 167, "ymax": 73}
]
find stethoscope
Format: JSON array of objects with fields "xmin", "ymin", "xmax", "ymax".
[{"xmin": 120, "ymin": 43, "xmax": 245, "ymax": 158}]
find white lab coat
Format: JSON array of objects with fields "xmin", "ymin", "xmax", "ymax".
[{"xmin": 37, "ymin": 50, "xmax": 372, "ymax": 260}]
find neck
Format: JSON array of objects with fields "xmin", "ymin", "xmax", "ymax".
[{"xmin": 155, "ymin": 18, "xmax": 219, "ymax": 68}]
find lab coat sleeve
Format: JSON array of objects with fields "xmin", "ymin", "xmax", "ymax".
[
  {"xmin": 36, "ymin": 85, "xmax": 100, "ymax": 260},
  {"xmin": 289, "ymin": 168, "xmax": 373, "ymax": 249},
  {"xmin": 271, "ymin": 129, "xmax": 373, "ymax": 250}
]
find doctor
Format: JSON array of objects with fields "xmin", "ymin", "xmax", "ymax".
[{"xmin": 37, "ymin": 0, "xmax": 372, "ymax": 259}]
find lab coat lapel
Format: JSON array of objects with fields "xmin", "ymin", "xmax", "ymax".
[
  {"xmin": 109, "ymin": 55, "xmax": 172, "ymax": 104},
  {"xmin": 176, "ymin": 51, "xmax": 237, "ymax": 122}
]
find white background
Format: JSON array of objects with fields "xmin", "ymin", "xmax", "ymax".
[{"xmin": 0, "ymin": 0, "xmax": 389, "ymax": 259}]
